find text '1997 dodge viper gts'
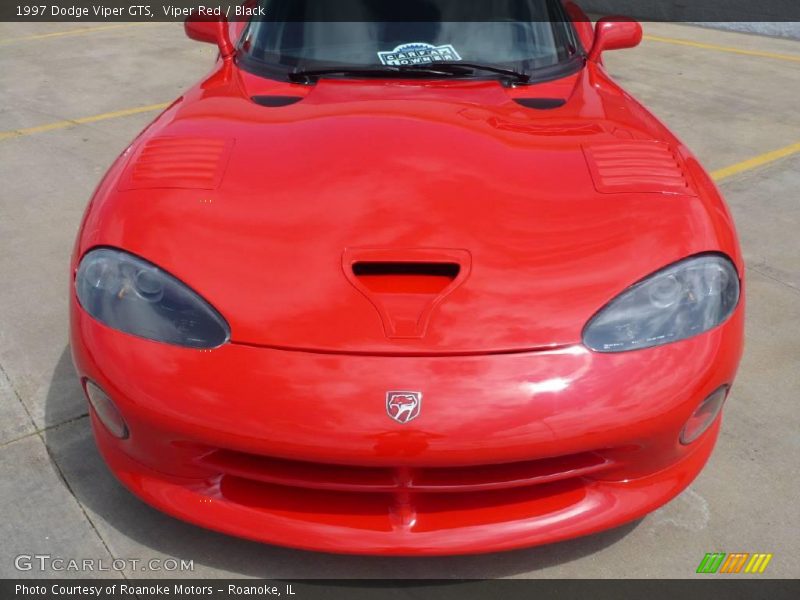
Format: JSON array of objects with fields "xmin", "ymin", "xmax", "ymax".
[{"xmin": 70, "ymin": 0, "xmax": 743, "ymax": 555}]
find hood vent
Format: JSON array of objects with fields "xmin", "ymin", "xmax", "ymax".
[
  {"xmin": 344, "ymin": 249, "xmax": 471, "ymax": 339},
  {"xmin": 513, "ymin": 98, "xmax": 566, "ymax": 110},
  {"xmin": 252, "ymin": 95, "xmax": 303, "ymax": 107},
  {"xmin": 120, "ymin": 136, "xmax": 234, "ymax": 191},
  {"xmin": 583, "ymin": 141, "xmax": 693, "ymax": 195}
]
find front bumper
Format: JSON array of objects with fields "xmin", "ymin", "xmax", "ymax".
[{"xmin": 71, "ymin": 300, "xmax": 743, "ymax": 555}]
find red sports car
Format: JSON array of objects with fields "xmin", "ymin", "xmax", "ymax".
[{"xmin": 70, "ymin": 1, "xmax": 744, "ymax": 555}]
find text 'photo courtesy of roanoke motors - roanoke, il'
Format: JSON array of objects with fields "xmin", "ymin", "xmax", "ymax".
[{"xmin": 0, "ymin": 0, "xmax": 798, "ymax": 599}]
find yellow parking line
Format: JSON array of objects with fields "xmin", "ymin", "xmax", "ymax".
[
  {"xmin": 0, "ymin": 23, "xmax": 158, "ymax": 45},
  {"xmin": 643, "ymin": 34, "xmax": 800, "ymax": 63},
  {"xmin": 712, "ymin": 141, "xmax": 800, "ymax": 181},
  {"xmin": 0, "ymin": 103, "xmax": 170, "ymax": 141}
]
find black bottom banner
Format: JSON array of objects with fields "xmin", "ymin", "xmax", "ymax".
[{"xmin": 3, "ymin": 579, "xmax": 799, "ymax": 600}]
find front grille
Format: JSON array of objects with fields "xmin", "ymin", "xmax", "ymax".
[{"xmin": 198, "ymin": 449, "xmax": 612, "ymax": 494}]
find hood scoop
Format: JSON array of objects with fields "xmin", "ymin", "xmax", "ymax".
[
  {"xmin": 120, "ymin": 136, "xmax": 234, "ymax": 191},
  {"xmin": 343, "ymin": 249, "xmax": 471, "ymax": 339},
  {"xmin": 582, "ymin": 140, "xmax": 693, "ymax": 195}
]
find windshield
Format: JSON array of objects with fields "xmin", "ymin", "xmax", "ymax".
[{"xmin": 238, "ymin": 0, "xmax": 583, "ymax": 82}]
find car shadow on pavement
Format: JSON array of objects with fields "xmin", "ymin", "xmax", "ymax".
[{"xmin": 44, "ymin": 346, "xmax": 640, "ymax": 578}]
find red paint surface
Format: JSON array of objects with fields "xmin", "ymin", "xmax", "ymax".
[{"xmin": 70, "ymin": 15, "xmax": 744, "ymax": 554}]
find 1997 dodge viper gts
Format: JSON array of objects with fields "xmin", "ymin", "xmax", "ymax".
[{"xmin": 70, "ymin": 0, "xmax": 744, "ymax": 555}]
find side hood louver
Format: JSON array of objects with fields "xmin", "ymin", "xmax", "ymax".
[
  {"xmin": 120, "ymin": 136, "xmax": 234, "ymax": 191},
  {"xmin": 583, "ymin": 140, "xmax": 694, "ymax": 195}
]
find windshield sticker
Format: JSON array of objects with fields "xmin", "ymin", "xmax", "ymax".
[{"xmin": 378, "ymin": 43, "xmax": 461, "ymax": 66}]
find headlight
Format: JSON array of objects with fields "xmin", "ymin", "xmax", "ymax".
[
  {"xmin": 583, "ymin": 254, "xmax": 740, "ymax": 352},
  {"xmin": 75, "ymin": 248, "xmax": 230, "ymax": 349}
]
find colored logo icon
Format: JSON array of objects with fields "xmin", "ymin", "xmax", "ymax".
[{"xmin": 696, "ymin": 552, "xmax": 773, "ymax": 574}]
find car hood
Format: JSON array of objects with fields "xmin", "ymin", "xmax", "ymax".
[{"xmin": 82, "ymin": 66, "xmax": 736, "ymax": 355}]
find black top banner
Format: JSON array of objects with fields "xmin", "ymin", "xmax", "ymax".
[
  {"xmin": 3, "ymin": 579, "xmax": 800, "ymax": 600},
  {"xmin": 2, "ymin": 0, "xmax": 800, "ymax": 22}
]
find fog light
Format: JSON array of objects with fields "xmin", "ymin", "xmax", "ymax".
[
  {"xmin": 680, "ymin": 385, "xmax": 729, "ymax": 445},
  {"xmin": 84, "ymin": 381, "xmax": 129, "ymax": 439}
]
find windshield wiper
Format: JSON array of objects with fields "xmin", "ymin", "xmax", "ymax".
[
  {"xmin": 287, "ymin": 65, "xmax": 466, "ymax": 84},
  {"xmin": 287, "ymin": 62, "xmax": 530, "ymax": 85},
  {"xmin": 406, "ymin": 62, "xmax": 531, "ymax": 84}
]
